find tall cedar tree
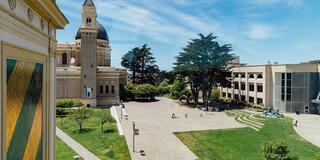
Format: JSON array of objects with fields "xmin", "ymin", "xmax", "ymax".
[
  {"xmin": 121, "ymin": 44, "xmax": 159, "ymax": 85},
  {"xmin": 174, "ymin": 33, "xmax": 233, "ymax": 109}
]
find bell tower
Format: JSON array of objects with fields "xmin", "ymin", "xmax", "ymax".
[{"xmin": 80, "ymin": 0, "xmax": 97, "ymax": 107}]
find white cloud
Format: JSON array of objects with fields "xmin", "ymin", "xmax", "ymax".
[{"xmin": 246, "ymin": 24, "xmax": 278, "ymax": 40}]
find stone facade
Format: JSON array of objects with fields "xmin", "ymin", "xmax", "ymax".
[
  {"xmin": 56, "ymin": 0, "xmax": 127, "ymax": 107},
  {"xmin": 0, "ymin": 0, "xmax": 68, "ymax": 159}
]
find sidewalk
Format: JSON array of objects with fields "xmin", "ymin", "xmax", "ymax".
[
  {"xmin": 286, "ymin": 113, "xmax": 320, "ymax": 147},
  {"xmin": 56, "ymin": 127, "xmax": 101, "ymax": 160}
]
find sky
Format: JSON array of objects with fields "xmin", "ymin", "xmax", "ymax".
[{"xmin": 56, "ymin": 0, "xmax": 320, "ymax": 71}]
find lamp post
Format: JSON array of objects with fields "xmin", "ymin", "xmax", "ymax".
[{"xmin": 132, "ymin": 121, "xmax": 135, "ymax": 152}]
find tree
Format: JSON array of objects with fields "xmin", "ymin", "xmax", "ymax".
[
  {"xmin": 100, "ymin": 113, "xmax": 116, "ymax": 133},
  {"xmin": 121, "ymin": 44, "xmax": 159, "ymax": 85},
  {"xmin": 169, "ymin": 79, "xmax": 186, "ymax": 99},
  {"xmin": 157, "ymin": 70, "xmax": 175, "ymax": 84},
  {"xmin": 70, "ymin": 107, "xmax": 93, "ymax": 132},
  {"xmin": 261, "ymin": 141, "xmax": 298, "ymax": 160},
  {"xmin": 121, "ymin": 47, "xmax": 140, "ymax": 84},
  {"xmin": 174, "ymin": 33, "xmax": 233, "ymax": 108},
  {"xmin": 157, "ymin": 80, "xmax": 171, "ymax": 95}
]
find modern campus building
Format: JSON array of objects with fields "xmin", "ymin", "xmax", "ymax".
[
  {"xmin": 56, "ymin": 0, "xmax": 127, "ymax": 107},
  {"xmin": 221, "ymin": 59, "xmax": 320, "ymax": 114},
  {"xmin": 0, "ymin": 0, "xmax": 68, "ymax": 160}
]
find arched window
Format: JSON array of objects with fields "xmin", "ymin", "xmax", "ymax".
[
  {"xmin": 62, "ymin": 53, "xmax": 67, "ymax": 65},
  {"xmin": 241, "ymin": 74, "xmax": 246, "ymax": 78},
  {"xmin": 257, "ymin": 74, "xmax": 263, "ymax": 79},
  {"xmin": 86, "ymin": 17, "xmax": 91, "ymax": 25},
  {"xmin": 249, "ymin": 74, "xmax": 254, "ymax": 79}
]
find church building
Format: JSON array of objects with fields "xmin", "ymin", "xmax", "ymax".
[{"xmin": 56, "ymin": 0, "xmax": 127, "ymax": 107}]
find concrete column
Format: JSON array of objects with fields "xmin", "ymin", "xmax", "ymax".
[{"xmin": 254, "ymin": 74, "xmax": 257, "ymax": 104}]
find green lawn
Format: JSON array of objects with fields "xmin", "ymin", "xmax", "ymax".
[
  {"xmin": 56, "ymin": 109, "xmax": 131, "ymax": 160},
  {"xmin": 56, "ymin": 136, "xmax": 82, "ymax": 160},
  {"xmin": 175, "ymin": 117, "xmax": 320, "ymax": 160}
]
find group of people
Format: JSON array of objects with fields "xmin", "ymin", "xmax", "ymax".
[{"xmin": 171, "ymin": 113, "xmax": 204, "ymax": 119}]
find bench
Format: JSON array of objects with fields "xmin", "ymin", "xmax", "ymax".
[{"xmin": 122, "ymin": 108, "xmax": 128, "ymax": 119}]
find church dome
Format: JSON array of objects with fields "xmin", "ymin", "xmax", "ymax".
[{"xmin": 75, "ymin": 22, "xmax": 108, "ymax": 41}]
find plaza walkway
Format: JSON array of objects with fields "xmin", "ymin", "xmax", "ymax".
[
  {"xmin": 116, "ymin": 97, "xmax": 244, "ymax": 160},
  {"xmin": 286, "ymin": 113, "xmax": 320, "ymax": 147},
  {"xmin": 56, "ymin": 127, "xmax": 100, "ymax": 160}
]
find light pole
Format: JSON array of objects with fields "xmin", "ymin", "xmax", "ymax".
[{"xmin": 132, "ymin": 121, "xmax": 135, "ymax": 152}]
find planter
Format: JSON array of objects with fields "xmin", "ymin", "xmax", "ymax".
[{"xmin": 214, "ymin": 107, "xmax": 220, "ymax": 112}]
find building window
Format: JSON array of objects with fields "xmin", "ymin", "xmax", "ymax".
[
  {"xmin": 241, "ymin": 83, "xmax": 246, "ymax": 90},
  {"xmin": 106, "ymin": 85, "xmax": 109, "ymax": 94},
  {"xmin": 257, "ymin": 98, "xmax": 263, "ymax": 104},
  {"xmin": 257, "ymin": 84, "xmax": 263, "ymax": 93},
  {"xmin": 234, "ymin": 94, "xmax": 239, "ymax": 100},
  {"xmin": 249, "ymin": 84, "xmax": 254, "ymax": 91},
  {"xmin": 241, "ymin": 95, "xmax": 246, "ymax": 101},
  {"xmin": 62, "ymin": 53, "xmax": 67, "ymax": 65},
  {"xmin": 234, "ymin": 73, "xmax": 239, "ymax": 78},
  {"xmin": 228, "ymin": 93, "xmax": 232, "ymax": 98},
  {"xmin": 234, "ymin": 82, "xmax": 239, "ymax": 89},
  {"xmin": 111, "ymin": 85, "xmax": 115, "ymax": 93},
  {"xmin": 100, "ymin": 85, "xmax": 103, "ymax": 94},
  {"xmin": 286, "ymin": 73, "xmax": 292, "ymax": 101},
  {"xmin": 257, "ymin": 74, "xmax": 263, "ymax": 79},
  {"xmin": 249, "ymin": 74, "xmax": 254, "ymax": 79},
  {"xmin": 249, "ymin": 97, "xmax": 254, "ymax": 103},
  {"xmin": 241, "ymin": 74, "xmax": 246, "ymax": 78},
  {"xmin": 222, "ymin": 92, "xmax": 226, "ymax": 97},
  {"xmin": 281, "ymin": 73, "xmax": 285, "ymax": 101}
]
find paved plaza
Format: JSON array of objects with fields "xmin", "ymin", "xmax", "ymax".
[
  {"xmin": 116, "ymin": 97, "xmax": 244, "ymax": 160},
  {"xmin": 286, "ymin": 113, "xmax": 320, "ymax": 147}
]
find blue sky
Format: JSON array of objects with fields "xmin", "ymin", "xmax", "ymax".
[{"xmin": 56, "ymin": 0, "xmax": 320, "ymax": 71}]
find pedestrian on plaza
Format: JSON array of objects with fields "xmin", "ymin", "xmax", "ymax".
[
  {"xmin": 295, "ymin": 120, "xmax": 298, "ymax": 127},
  {"xmin": 172, "ymin": 113, "xmax": 176, "ymax": 119},
  {"xmin": 185, "ymin": 114, "xmax": 188, "ymax": 119}
]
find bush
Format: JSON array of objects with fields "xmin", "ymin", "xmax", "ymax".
[
  {"xmin": 56, "ymin": 108, "xmax": 69, "ymax": 118},
  {"xmin": 56, "ymin": 100, "xmax": 74, "ymax": 108},
  {"xmin": 316, "ymin": 152, "xmax": 320, "ymax": 160},
  {"xmin": 133, "ymin": 84, "xmax": 157, "ymax": 99},
  {"xmin": 125, "ymin": 83, "xmax": 136, "ymax": 100},
  {"xmin": 169, "ymin": 79, "xmax": 186, "ymax": 99},
  {"xmin": 56, "ymin": 100, "xmax": 84, "ymax": 108},
  {"xmin": 157, "ymin": 80, "xmax": 171, "ymax": 95},
  {"xmin": 261, "ymin": 141, "xmax": 298, "ymax": 160}
]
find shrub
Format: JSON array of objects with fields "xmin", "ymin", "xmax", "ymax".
[
  {"xmin": 132, "ymin": 84, "xmax": 158, "ymax": 99},
  {"xmin": 125, "ymin": 83, "xmax": 136, "ymax": 100},
  {"xmin": 261, "ymin": 141, "xmax": 298, "ymax": 160},
  {"xmin": 157, "ymin": 80, "xmax": 171, "ymax": 95},
  {"xmin": 56, "ymin": 100, "xmax": 74, "ymax": 108},
  {"xmin": 169, "ymin": 79, "xmax": 186, "ymax": 99}
]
